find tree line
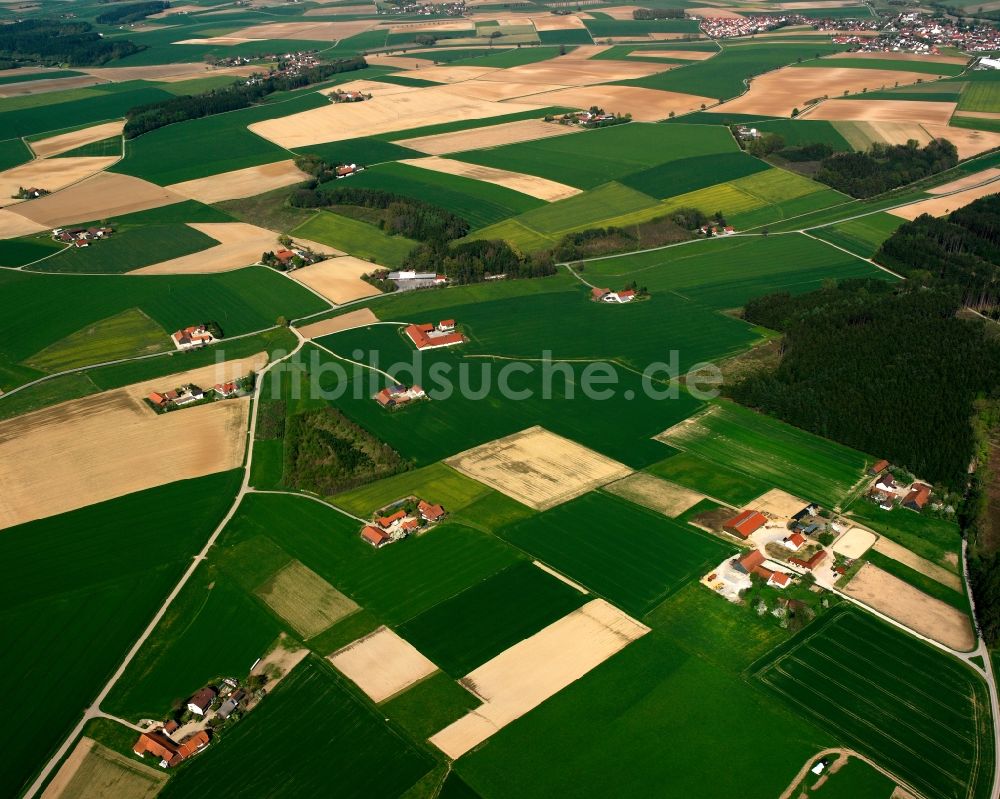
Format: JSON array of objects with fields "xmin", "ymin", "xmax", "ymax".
[
  {"xmin": 95, "ymin": 1, "xmax": 169, "ymax": 25},
  {"xmin": 122, "ymin": 57, "xmax": 367, "ymax": 138},
  {"xmin": 815, "ymin": 138, "xmax": 958, "ymax": 198},
  {"xmin": 633, "ymin": 7, "xmax": 685, "ymax": 17},
  {"xmin": 877, "ymin": 194, "xmax": 1000, "ymax": 317},
  {"xmin": 0, "ymin": 19, "xmax": 145, "ymax": 66}
]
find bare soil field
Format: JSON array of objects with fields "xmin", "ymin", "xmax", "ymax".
[
  {"xmin": 748, "ymin": 488, "xmax": 809, "ymax": 519},
  {"xmin": 928, "ymin": 167, "xmax": 1000, "ymax": 194},
  {"xmin": 0, "ymin": 208, "xmax": 47, "ymax": 237},
  {"xmin": 954, "ymin": 111, "xmax": 1000, "ymax": 120},
  {"xmin": 249, "ymin": 87, "xmax": 546, "ymax": 148},
  {"xmin": 364, "ymin": 54, "xmax": 437, "ymax": 70},
  {"xmin": 250, "ymin": 637, "xmax": 309, "ymax": 686},
  {"xmin": 124, "ymin": 352, "xmax": 269, "ymax": 400},
  {"xmin": 11, "ymin": 172, "xmax": 183, "ymax": 227},
  {"xmin": 712, "ymin": 68, "xmax": 938, "ymax": 116},
  {"xmin": 525, "ymin": 84, "xmax": 712, "ymax": 120},
  {"xmin": 79, "ymin": 64, "xmax": 258, "ymax": 82},
  {"xmin": 297, "ymin": 307, "xmax": 379, "ymax": 339},
  {"xmin": 627, "ymin": 48, "xmax": 716, "ymax": 60},
  {"xmin": 558, "ymin": 44, "xmax": 613, "ymax": 59},
  {"xmin": 0, "ymin": 75, "xmax": 108, "ymax": 98},
  {"xmin": 148, "ymin": 4, "xmax": 205, "ymax": 16},
  {"xmin": 0, "ymin": 157, "xmax": 119, "ymax": 209},
  {"xmin": 429, "ymin": 599, "xmax": 649, "ymax": 759},
  {"xmin": 871, "ymin": 536, "xmax": 962, "ymax": 589},
  {"xmin": 0, "ymin": 368, "xmax": 256, "ymax": 529},
  {"xmin": 257, "ymin": 560, "xmax": 360, "ymax": 638},
  {"xmin": 397, "ymin": 118, "xmax": 578, "ymax": 154},
  {"xmin": 41, "ymin": 738, "xmax": 167, "ymax": 799},
  {"xmin": 436, "ymin": 80, "xmax": 568, "ymax": 102},
  {"xmin": 129, "ymin": 222, "xmax": 285, "ymax": 274},
  {"xmin": 446, "ymin": 426, "xmax": 632, "ymax": 510},
  {"xmin": 589, "ymin": 5, "xmax": 643, "ymax": 18},
  {"xmin": 533, "ymin": 14, "xmax": 587, "ymax": 30},
  {"xmin": 843, "ymin": 563, "xmax": 974, "ymax": 651},
  {"xmin": 831, "ymin": 526, "xmax": 876, "ymax": 559},
  {"xmin": 804, "ymin": 99, "xmax": 957, "ymax": 124},
  {"xmin": 400, "ymin": 156, "xmax": 581, "ymax": 201},
  {"xmin": 386, "ymin": 19, "xmax": 474, "ymax": 33},
  {"xmin": 833, "ymin": 120, "xmax": 931, "ymax": 151},
  {"xmin": 390, "ymin": 65, "xmax": 501, "ymax": 83},
  {"xmin": 328, "ymin": 626, "xmax": 439, "ymax": 702},
  {"xmin": 889, "ymin": 180, "xmax": 1000, "ymax": 219},
  {"xmin": 30, "ymin": 121, "xmax": 124, "ymax": 159},
  {"xmin": 477, "ymin": 59, "xmax": 668, "ymax": 85},
  {"xmin": 165, "ymin": 160, "xmax": 309, "ymax": 204},
  {"xmin": 603, "ymin": 472, "xmax": 705, "ymax": 516},
  {"xmin": 289, "ymin": 256, "xmax": 382, "ymax": 304},
  {"xmin": 922, "ymin": 123, "xmax": 1000, "ymax": 159},
  {"xmin": 825, "ymin": 50, "xmax": 970, "ymax": 66},
  {"xmin": 173, "ymin": 36, "xmax": 264, "ymax": 46},
  {"xmin": 325, "ymin": 79, "xmax": 418, "ymax": 98},
  {"xmin": 228, "ymin": 20, "xmax": 376, "ymax": 41}
]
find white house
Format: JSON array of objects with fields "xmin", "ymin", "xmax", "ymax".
[{"xmin": 782, "ymin": 532, "xmax": 806, "ymax": 551}]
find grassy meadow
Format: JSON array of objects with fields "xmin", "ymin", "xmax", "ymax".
[{"xmin": 291, "ymin": 210, "xmax": 417, "ymax": 268}]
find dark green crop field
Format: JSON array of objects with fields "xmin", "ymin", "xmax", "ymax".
[
  {"xmin": 620, "ymin": 152, "xmax": 771, "ymax": 199},
  {"xmin": 0, "ymin": 472, "xmax": 241, "ymax": 799},
  {"xmin": 34, "ymin": 224, "xmax": 218, "ymax": 273},
  {"xmin": 497, "ymin": 492, "xmax": 733, "ymax": 616},
  {"xmin": 753, "ymin": 608, "xmax": 993, "ymax": 799},
  {"xmin": 0, "ymin": 85, "xmax": 172, "ymax": 138},
  {"xmin": 397, "ymin": 561, "xmax": 587, "ymax": 676}
]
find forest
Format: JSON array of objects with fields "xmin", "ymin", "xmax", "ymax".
[
  {"xmin": 731, "ymin": 280, "xmax": 1000, "ymax": 489},
  {"xmin": 122, "ymin": 57, "xmax": 367, "ymax": 138},
  {"xmin": 403, "ymin": 239, "xmax": 557, "ymax": 284},
  {"xmin": 877, "ymin": 194, "xmax": 1000, "ymax": 317},
  {"xmin": 633, "ymin": 7, "xmax": 685, "ymax": 17},
  {"xmin": 95, "ymin": 1, "xmax": 169, "ymax": 25},
  {"xmin": 815, "ymin": 138, "xmax": 958, "ymax": 197},
  {"xmin": 552, "ymin": 211, "xmax": 695, "ymax": 261},
  {"xmin": 0, "ymin": 20, "xmax": 144, "ymax": 66},
  {"xmin": 290, "ymin": 184, "xmax": 470, "ymax": 242}
]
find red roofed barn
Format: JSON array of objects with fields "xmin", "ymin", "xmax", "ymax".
[{"xmin": 723, "ymin": 509, "xmax": 768, "ymax": 539}]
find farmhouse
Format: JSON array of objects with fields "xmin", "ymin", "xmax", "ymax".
[
  {"xmin": 902, "ymin": 482, "xmax": 932, "ymax": 511},
  {"xmin": 789, "ymin": 549, "xmax": 827, "ymax": 571},
  {"xmin": 186, "ymin": 686, "xmax": 217, "ymax": 716},
  {"xmin": 171, "ymin": 325, "xmax": 216, "ymax": 350},
  {"xmin": 875, "ymin": 473, "xmax": 897, "ymax": 492},
  {"xmin": 386, "ymin": 270, "xmax": 448, "ymax": 291},
  {"xmin": 870, "ymin": 458, "xmax": 890, "ymax": 474},
  {"xmin": 335, "ymin": 163, "xmax": 364, "ymax": 179},
  {"xmin": 361, "ymin": 525, "xmax": 391, "ymax": 547},
  {"xmin": 214, "ymin": 381, "xmax": 239, "ymax": 398},
  {"xmin": 331, "ymin": 89, "xmax": 370, "ymax": 103},
  {"xmin": 418, "ymin": 499, "xmax": 445, "ymax": 522},
  {"xmin": 870, "ymin": 489, "xmax": 896, "ymax": 511},
  {"xmin": 591, "ymin": 287, "xmax": 637, "ymax": 304},
  {"xmin": 722, "ymin": 509, "xmax": 768, "ymax": 539},
  {"xmin": 405, "ymin": 321, "xmax": 465, "ymax": 350},
  {"xmin": 768, "ymin": 571, "xmax": 791, "ymax": 588},
  {"xmin": 783, "ymin": 532, "xmax": 806, "ymax": 551},
  {"xmin": 133, "ymin": 729, "xmax": 210, "ymax": 769},
  {"xmin": 53, "ymin": 226, "xmax": 112, "ymax": 245},
  {"xmin": 374, "ymin": 383, "xmax": 426, "ymax": 408},
  {"xmin": 360, "ymin": 500, "xmax": 428, "ymax": 547},
  {"xmin": 216, "ymin": 690, "xmax": 246, "ymax": 721}
]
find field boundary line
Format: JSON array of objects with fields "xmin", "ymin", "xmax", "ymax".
[
  {"xmin": 246, "ymin": 487, "xmax": 368, "ymax": 523},
  {"xmin": 20, "ymin": 337, "xmax": 308, "ymax": 799}
]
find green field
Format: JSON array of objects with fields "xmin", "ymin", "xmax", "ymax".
[
  {"xmin": 158, "ymin": 658, "xmax": 434, "ymax": 798},
  {"xmin": 659, "ymin": 401, "xmax": 871, "ymax": 508},
  {"xmin": 444, "ymin": 46, "xmax": 573, "ymax": 68},
  {"xmin": 458, "ymin": 627, "xmax": 831, "ymax": 799},
  {"xmin": 0, "ymin": 234, "xmax": 65, "ymax": 267},
  {"xmin": 753, "ymin": 118, "xmax": 854, "ymax": 150},
  {"xmin": 803, "ymin": 756, "xmax": 897, "ymax": 798},
  {"xmin": 0, "ymin": 268, "xmax": 326, "ymax": 385},
  {"xmin": 345, "ymin": 160, "xmax": 545, "ymax": 229},
  {"xmin": 583, "ymin": 17, "xmax": 698, "ymax": 36},
  {"xmin": 329, "ymin": 461, "xmax": 493, "ymax": 517},
  {"xmin": 381, "ymin": 670, "xmax": 479, "ymax": 740},
  {"xmin": 0, "ymin": 472, "xmax": 241, "ymax": 799},
  {"xmin": 753, "ymin": 607, "xmax": 993, "ymax": 799},
  {"xmin": 294, "ymin": 137, "xmax": 420, "ymax": 166},
  {"xmin": 0, "ymin": 69, "xmax": 82, "ymax": 86},
  {"xmin": 959, "ymin": 80, "xmax": 1000, "ymax": 112},
  {"xmin": 454, "ymin": 123, "xmax": 739, "ymax": 190},
  {"xmin": 620, "ymin": 42, "xmax": 848, "ymax": 102},
  {"xmin": 845, "ymin": 496, "xmax": 962, "ymax": 571},
  {"xmin": 24, "ymin": 308, "xmax": 171, "ymax": 372},
  {"xmin": 397, "ymin": 561, "xmax": 587, "ymax": 676},
  {"xmin": 505, "ymin": 181, "xmax": 660, "ymax": 236},
  {"xmin": 35, "ymin": 224, "xmax": 219, "ymax": 273},
  {"xmin": 290, "ymin": 210, "xmax": 417, "ymax": 268},
  {"xmin": 811, "ymin": 212, "xmax": 903, "ymax": 258},
  {"xmin": 0, "ymin": 136, "xmax": 32, "ymax": 170},
  {"xmin": 498, "ymin": 492, "xmax": 732, "ymax": 617},
  {"xmin": 620, "ymin": 152, "xmax": 771, "ymax": 199},
  {"xmin": 53, "ymin": 135, "xmax": 122, "ymax": 158},
  {"xmin": 646, "ymin": 451, "xmax": 772, "ymax": 506}
]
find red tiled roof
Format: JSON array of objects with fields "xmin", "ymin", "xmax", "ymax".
[
  {"xmin": 591, "ymin": 287, "xmax": 610, "ymax": 299},
  {"xmin": 618, "ymin": 289, "xmax": 636, "ymax": 299},
  {"xmin": 769, "ymin": 572, "xmax": 790, "ymax": 587},
  {"xmin": 361, "ymin": 525, "xmax": 390, "ymax": 547},
  {"xmin": 787, "ymin": 532, "xmax": 806, "ymax": 547},
  {"xmin": 440, "ymin": 319, "xmax": 455, "ymax": 327},
  {"xmin": 723, "ymin": 509, "xmax": 768, "ymax": 538},
  {"xmin": 903, "ymin": 483, "xmax": 931, "ymax": 509},
  {"xmin": 871, "ymin": 459, "xmax": 890, "ymax": 474},
  {"xmin": 418, "ymin": 500, "xmax": 445, "ymax": 521},
  {"xmin": 377, "ymin": 509, "xmax": 406, "ymax": 528},
  {"xmin": 405, "ymin": 323, "xmax": 465, "ymax": 350},
  {"xmin": 738, "ymin": 549, "xmax": 765, "ymax": 572},
  {"xmin": 790, "ymin": 550, "xmax": 827, "ymax": 570},
  {"xmin": 401, "ymin": 518, "xmax": 419, "ymax": 531}
]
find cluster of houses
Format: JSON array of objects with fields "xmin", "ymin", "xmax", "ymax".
[
  {"xmin": 373, "ymin": 383, "xmax": 427, "ymax": 409},
  {"xmin": 405, "ymin": 319, "xmax": 465, "ymax": 350},
  {"xmin": 591, "ymin": 287, "xmax": 637, "ymax": 304},
  {"xmin": 384, "ymin": 270, "xmax": 448, "ymax": 291},
  {"xmin": 330, "ymin": 89, "xmax": 370, "ymax": 103},
  {"xmin": 132, "ymin": 681, "xmax": 249, "ymax": 769},
  {"xmin": 697, "ymin": 14, "xmax": 806, "ymax": 38},
  {"xmin": 262, "ymin": 245, "xmax": 323, "ymax": 271},
  {"xmin": 360, "ymin": 498, "xmax": 446, "ymax": 547},
  {"xmin": 867, "ymin": 459, "xmax": 932, "ymax": 512},
  {"xmin": 171, "ymin": 324, "xmax": 217, "ymax": 351},
  {"xmin": 147, "ymin": 376, "xmax": 249, "ymax": 412},
  {"xmin": 52, "ymin": 226, "xmax": 113, "ymax": 247},
  {"xmin": 735, "ymin": 126, "xmax": 760, "ymax": 142},
  {"xmin": 698, "ymin": 224, "xmax": 736, "ymax": 236}
]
